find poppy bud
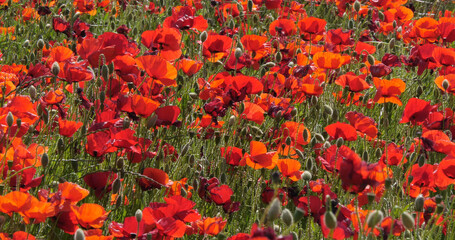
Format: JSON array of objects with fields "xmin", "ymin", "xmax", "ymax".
[
  {"xmin": 275, "ymin": 51, "xmax": 282, "ymax": 63},
  {"xmin": 315, "ymin": 133, "xmax": 325, "ymax": 142},
  {"xmin": 306, "ymin": 158, "xmax": 314, "ymax": 170},
  {"xmin": 36, "ymin": 39, "xmax": 45, "ymax": 49},
  {"xmin": 388, "ymin": 38, "xmax": 395, "ymax": 50},
  {"xmin": 247, "ymin": 0, "xmax": 253, "ymax": 11},
  {"xmin": 285, "ymin": 136, "xmax": 292, "ymax": 146},
  {"xmin": 436, "ymin": 204, "xmax": 444, "ymax": 214},
  {"xmin": 302, "ymin": 128, "xmax": 309, "ymax": 141},
  {"xmin": 267, "ymin": 198, "xmax": 282, "ymax": 222},
  {"xmin": 112, "ymin": 178, "xmax": 121, "ymax": 194},
  {"xmin": 416, "ymin": 86, "xmax": 423, "ymax": 96},
  {"xmin": 51, "ymin": 61, "xmax": 60, "ymax": 76},
  {"xmin": 116, "ymin": 157, "xmax": 124, "ymax": 169},
  {"xmin": 418, "ymin": 155, "xmax": 425, "ymax": 167},
  {"xmin": 324, "ymin": 211, "xmax": 337, "ymax": 229},
  {"xmin": 189, "ymin": 92, "xmax": 198, "ymax": 100},
  {"xmin": 271, "ymin": 171, "xmax": 281, "ymax": 185},
  {"xmin": 295, "ymin": 48, "xmax": 302, "ymax": 55},
  {"xmin": 29, "ymin": 85, "xmax": 37, "ymax": 100},
  {"xmin": 281, "ymin": 209, "xmax": 294, "ymax": 226},
  {"xmin": 101, "ymin": 64, "xmax": 109, "ymax": 80},
  {"xmin": 135, "ymin": 209, "xmax": 143, "ymax": 223},
  {"xmin": 302, "ymin": 170, "xmax": 312, "ymax": 181},
  {"xmin": 181, "ymin": 141, "xmax": 191, "ymax": 157},
  {"xmin": 375, "ymin": 148, "xmax": 382, "ymax": 158},
  {"xmin": 74, "ymin": 229, "xmax": 85, "ymax": 240},
  {"xmin": 353, "ymin": 1, "xmax": 360, "ymax": 12},
  {"xmin": 336, "ymin": 137, "xmax": 344, "ymax": 147},
  {"xmin": 228, "ymin": 115, "xmax": 236, "ymax": 126},
  {"xmin": 294, "ymin": 207, "xmax": 305, "ymax": 222},
  {"xmin": 123, "ymin": 117, "xmax": 130, "ymax": 129},
  {"xmin": 367, "ymin": 193, "xmax": 376, "ymax": 204},
  {"xmin": 362, "ymin": 150, "xmax": 369, "ymax": 162},
  {"xmin": 250, "ymin": 126, "xmax": 263, "ymax": 136},
  {"xmin": 23, "ymin": 39, "xmax": 30, "ymax": 48},
  {"xmin": 295, "ymin": 149, "xmax": 305, "ymax": 160},
  {"xmin": 367, "ymin": 54, "xmax": 375, "ymax": 65},
  {"xmin": 6, "ymin": 112, "xmax": 13, "ymax": 127},
  {"xmin": 415, "ymin": 194, "xmax": 424, "ymax": 212},
  {"xmin": 442, "ymin": 79, "xmax": 450, "ymax": 91},
  {"xmin": 435, "ymin": 194, "xmax": 442, "ymax": 204},
  {"xmin": 41, "ymin": 153, "xmax": 49, "ymax": 168},
  {"xmin": 401, "ymin": 211, "xmax": 414, "ymax": 229},
  {"xmin": 235, "ymin": 47, "xmax": 243, "ymax": 59},
  {"xmin": 263, "ymin": 62, "xmax": 276, "ymax": 68},
  {"xmin": 366, "ymin": 210, "xmax": 383, "ymax": 228}
]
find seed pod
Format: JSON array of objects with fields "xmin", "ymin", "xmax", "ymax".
[
  {"xmin": 324, "ymin": 211, "xmax": 337, "ymax": 229},
  {"xmin": 366, "ymin": 210, "xmax": 383, "ymax": 228},
  {"xmin": 401, "ymin": 211, "xmax": 415, "ymax": 229},
  {"xmin": 415, "ymin": 194, "xmax": 424, "ymax": 212},
  {"xmin": 267, "ymin": 198, "xmax": 282, "ymax": 222},
  {"xmin": 51, "ymin": 61, "xmax": 60, "ymax": 76},
  {"xmin": 135, "ymin": 209, "xmax": 143, "ymax": 223},
  {"xmin": 74, "ymin": 228, "xmax": 85, "ymax": 240},
  {"xmin": 281, "ymin": 209, "xmax": 294, "ymax": 226}
]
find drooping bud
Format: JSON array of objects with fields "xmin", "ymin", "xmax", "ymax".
[
  {"xmin": 267, "ymin": 198, "xmax": 282, "ymax": 222},
  {"xmin": 323, "ymin": 105, "xmax": 333, "ymax": 116},
  {"xmin": 200, "ymin": 31, "xmax": 208, "ymax": 43},
  {"xmin": 294, "ymin": 207, "xmax": 305, "ymax": 222},
  {"xmin": 442, "ymin": 79, "xmax": 450, "ymax": 91},
  {"xmin": 314, "ymin": 133, "xmax": 325, "ymax": 142},
  {"xmin": 367, "ymin": 54, "xmax": 375, "ymax": 65},
  {"xmin": 36, "ymin": 39, "xmax": 45, "ymax": 49},
  {"xmin": 234, "ymin": 48, "xmax": 243, "ymax": 59}
]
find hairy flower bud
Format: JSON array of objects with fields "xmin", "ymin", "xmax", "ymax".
[{"xmin": 401, "ymin": 211, "xmax": 414, "ymax": 229}]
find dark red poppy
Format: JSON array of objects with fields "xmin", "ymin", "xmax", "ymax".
[
  {"xmin": 269, "ymin": 19, "xmax": 297, "ymax": 36},
  {"xmin": 154, "ymin": 106, "xmax": 181, "ymax": 127},
  {"xmin": 83, "ymin": 171, "xmax": 118, "ymax": 199},
  {"xmin": 163, "ymin": 6, "xmax": 208, "ymax": 31},
  {"xmin": 345, "ymin": 111, "xmax": 378, "ymax": 139},
  {"xmin": 400, "ymin": 98, "xmax": 437, "ymax": 125},
  {"xmin": 335, "ymin": 72, "xmax": 370, "ymax": 92},
  {"xmin": 141, "ymin": 28, "xmax": 182, "ymax": 61},
  {"xmin": 379, "ymin": 142, "xmax": 407, "ymax": 166},
  {"xmin": 298, "ymin": 17, "xmax": 327, "ymax": 42},
  {"xmin": 220, "ymin": 146, "xmax": 244, "ymax": 166},
  {"xmin": 370, "ymin": 63, "xmax": 392, "ymax": 77}
]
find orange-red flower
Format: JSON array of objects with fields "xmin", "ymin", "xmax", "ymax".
[
  {"xmin": 202, "ymin": 34, "xmax": 233, "ymax": 62},
  {"xmin": 195, "ymin": 217, "xmax": 227, "ymax": 236},
  {"xmin": 141, "ymin": 28, "xmax": 182, "ymax": 61},
  {"xmin": 298, "ymin": 17, "xmax": 326, "ymax": 42},
  {"xmin": 72, "ymin": 203, "xmax": 110, "ymax": 229},
  {"xmin": 373, "ymin": 78, "xmax": 406, "ymax": 106},
  {"xmin": 414, "ymin": 17, "xmax": 440, "ymax": 42},
  {"xmin": 269, "ymin": 19, "xmax": 297, "ymax": 36},
  {"xmin": 242, "ymin": 141, "xmax": 278, "ymax": 170},
  {"xmin": 136, "ymin": 55, "xmax": 177, "ymax": 86},
  {"xmin": 313, "ymin": 52, "xmax": 344, "ymax": 69}
]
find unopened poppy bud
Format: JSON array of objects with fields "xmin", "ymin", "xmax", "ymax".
[
  {"xmin": 281, "ymin": 209, "xmax": 294, "ymax": 226},
  {"xmin": 362, "ymin": 150, "xmax": 369, "ymax": 162},
  {"xmin": 112, "ymin": 178, "xmax": 121, "ymax": 194},
  {"xmin": 367, "ymin": 54, "xmax": 375, "ymax": 65},
  {"xmin": 6, "ymin": 112, "xmax": 13, "ymax": 127},
  {"xmin": 302, "ymin": 170, "xmax": 312, "ymax": 181},
  {"xmin": 385, "ymin": 178, "xmax": 392, "ymax": 189},
  {"xmin": 234, "ymin": 48, "xmax": 243, "ymax": 59},
  {"xmin": 435, "ymin": 194, "xmax": 442, "ymax": 204},
  {"xmin": 135, "ymin": 209, "xmax": 143, "ymax": 223},
  {"xmin": 228, "ymin": 115, "xmax": 236, "ymax": 126},
  {"xmin": 41, "ymin": 153, "xmax": 49, "ymax": 168},
  {"xmin": 263, "ymin": 62, "xmax": 276, "ymax": 68},
  {"xmin": 200, "ymin": 31, "xmax": 208, "ymax": 43},
  {"xmin": 51, "ymin": 61, "xmax": 60, "ymax": 76},
  {"xmin": 101, "ymin": 64, "xmax": 109, "ymax": 80},
  {"xmin": 315, "ymin": 133, "xmax": 325, "ymax": 142},
  {"xmin": 247, "ymin": 0, "xmax": 253, "ymax": 11},
  {"xmin": 415, "ymin": 194, "xmax": 424, "ymax": 212},
  {"xmin": 336, "ymin": 137, "xmax": 344, "ymax": 147},
  {"xmin": 275, "ymin": 51, "xmax": 282, "ymax": 63},
  {"xmin": 23, "ymin": 39, "xmax": 30, "ymax": 48},
  {"xmin": 267, "ymin": 198, "xmax": 282, "ymax": 222},
  {"xmin": 323, "ymin": 141, "xmax": 331, "ymax": 149},
  {"xmin": 354, "ymin": 1, "xmax": 361, "ymax": 12},
  {"xmin": 367, "ymin": 193, "xmax": 376, "ymax": 204},
  {"xmin": 294, "ymin": 207, "xmax": 305, "ymax": 222},
  {"xmin": 442, "ymin": 79, "xmax": 450, "ymax": 91},
  {"xmin": 388, "ymin": 38, "xmax": 395, "ymax": 50},
  {"xmin": 324, "ymin": 211, "xmax": 337, "ymax": 229},
  {"xmin": 323, "ymin": 105, "xmax": 333, "ymax": 116},
  {"xmin": 29, "ymin": 85, "xmax": 37, "ymax": 100},
  {"xmin": 418, "ymin": 155, "xmax": 425, "ymax": 167},
  {"xmin": 295, "ymin": 149, "xmax": 305, "ymax": 160},
  {"xmin": 116, "ymin": 157, "xmax": 124, "ymax": 169},
  {"xmin": 366, "ymin": 210, "xmax": 383, "ymax": 228},
  {"xmin": 146, "ymin": 114, "xmax": 158, "ymax": 129},
  {"xmin": 74, "ymin": 228, "xmax": 85, "ymax": 240},
  {"xmin": 401, "ymin": 211, "xmax": 415, "ymax": 229},
  {"xmin": 436, "ymin": 204, "xmax": 444, "ymax": 214},
  {"xmin": 285, "ymin": 136, "xmax": 292, "ymax": 145},
  {"xmin": 375, "ymin": 148, "xmax": 382, "ymax": 158},
  {"xmin": 416, "ymin": 86, "xmax": 423, "ymax": 96},
  {"xmin": 271, "ymin": 171, "xmax": 281, "ymax": 185},
  {"xmin": 36, "ymin": 39, "xmax": 45, "ymax": 49}
]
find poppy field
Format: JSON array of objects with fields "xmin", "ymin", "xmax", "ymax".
[{"xmin": 1, "ymin": 0, "xmax": 455, "ymax": 239}]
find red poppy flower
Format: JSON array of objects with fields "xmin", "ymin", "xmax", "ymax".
[
  {"xmin": 195, "ymin": 217, "xmax": 227, "ymax": 236},
  {"xmin": 439, "ymin": 17, "xmax": 455, "ymax": 43},
  {"xmin": 298, "ymin": 17, "xmax": 327, "ymax": 42},
  {"xmin": 241, "ymin": 141, "xmax": 278, "ymax": 169},
  {"xmin": 141, "ymin": 28, "xmax": 182, "ymax": 61},
  {"xmin": 345, "ymin": 111, "xmax": 378, "ymax": 139},
  {"xmin": 58, "ymin": 182, "xmax": 90, "ymax": 203},
  {"xmin": 176, "ymin": 58, "xmax": 203, "ymax": 77},
  {"xmin": 163, "ymin": 6, "xmax": 208, "ymax": 31},
  {"xmin": 325, "ymin": 122, "xmax": 358, "ymax": 141},
  {"xmin": 239, "ymin": 102, "xmax": 265, "ymax": 125},
  {"xmin": 433, "ymin": 47, "xmax": 455, "ymax": 67},
  {"xmin": 326, "ymin": 28, "xmax": 354, "ymax": 52},
  {"xmin": 435, "ymin": 74, "xmax": 455, "ymax": 94},
  {"xmin": 313, "ymin": 52, "xmax": 344, "ymax": 69},
  {"xmin": 136, "ymin": 55, "xmax": 177, "ymax": 86},
  {"xmin": 373, "ymin": 77, "xmax": 406, "ymax": 106},
  {"xmin": 335, "ymin": 72, "xmax": 370, "ymax": 92},
  {"xmin": 400, "ymin": 98, "xmax": 436, "ymax": 125},
  {"xmin": 72, "ymin": 203, "xmax": 110, "ymax": 229},
  {"xmin": 202, "ymin": 34, "xmax": 233, "ymax": 62},
  {"xmin": 269, "ymin": 19, "xmax": 297, "ymax": 36},
  {"xmin": 117, "ymin": 94, "xmax": 161, "ymax": 118},
  {"xmin": 369, "ymin": 63, "xmax": 392, "ymax": 77},
  {"xmin": 277, "ymin": 158, "xmax": 302, "ymax": 181},
  {"xmin": 58, "ymin": 119, "xmax": 83, "ymax": 137},
  {"xmin": 414, "ymin": 17, "xmax": 440, "ymax": 42},
  {"xmin": 220, "ymin": 146, "xmax": 245, "ymax": 166},
  {"xmin": 379, "ymin": 142, "xmax": 407, "ymax": 166},
  {"xmin": 83, "ymin": 171, "xmax": 118, "ymax": 199},
  {"xmin": 404, "ymin": 163, "xmax": 436, "ymax": 198},
  {"xmin": 434, "ymin": 156, "xmax": 455, "ymax": 189},
  {"xmin": 138, "ymin": 168, "xmax": 170, "ymax": 190}
]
